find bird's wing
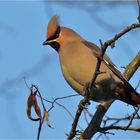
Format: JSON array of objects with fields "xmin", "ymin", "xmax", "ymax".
[
  {"xmin": 82, "ymin": 40, "xmax": 138, "ymax": 94},
  {"xmin": 102, "ymin": 58, "xmax": 136, "ymax": 92},
  {"xmin": 82, "ymin": 40, "xmax": 116, "ymax": 66}
]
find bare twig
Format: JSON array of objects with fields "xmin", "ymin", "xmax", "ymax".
[
  {"xmin": 103, "ymin": 115, "xmax": 140, "ymax": 126},
  {"xmin": 102, "ymin": 108, "xmax": 140, "ymax": 134},
  {"xmin": 135, "ymin": 79, "xmax": 140, "ymax": 90},
  {"xmin": 55, "ymin": 101, "xmax": 83, "ymax": 131},
  {"xmin": 137, "ymin": 0, "xmax": 140, "ymax": 23},
  {"xmin": 67, "ymin": 99, "xmax": 89, "ymax": 139},
  {"xmin": 33, "ymin": 85, "xmax": 46, "ymax": 112},
  {"xmin": 125, "ymin": 106, "xmax": 140, "ymax": 130},
  {"xmin": 99, "ymin": 126, "xmax": 140, "ymax": 133},
  {"xmin": 35, "ymin": 89, "xmax": 83, "ymax": 134},
  {"xmin": 103, "ymin": 23, "xmax": 140, "ymax": 48},
  {"xmin": 84, "ymin": 107, "xmax": 93, "ymax": 118},
  {"xmin": 83, "ymin": 109, "xmax": 89, "ymax": 125},
  {"xmin": 47, "ymin": 94, "xmax": 79, "ymax": 112},
  {"xmin": 37, "ymin": 119, "xmax": 44, "ymax": 140}
]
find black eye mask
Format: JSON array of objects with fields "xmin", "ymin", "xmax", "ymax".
[
  {"xmin": 53, "ymin": 26, "xmax": 61, "ymax": 39},
  {"xmin": 45, "ymin": 26, "xmax": 61, "ymax": 52},
  {"xmin": 47, "ymin": 26, "xmax": 61, "ymax": 41}
]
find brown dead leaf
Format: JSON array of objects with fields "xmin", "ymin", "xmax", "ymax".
[
  {"xmin": 44, "ymin": 111, "xmax": 51, "ymax": 128},
  {"xmin": 34, "ymin": 98, "xmax": 42, "ymax": 118},
  {"xmin": 26, "ymin": 90, "xmax": 41, "ymax": 121}
]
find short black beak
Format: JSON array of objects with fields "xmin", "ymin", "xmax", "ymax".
[
  {"xmin": 43, "ymin": 39, "xmax": 60, "ymax": 52},
  {"xmin": 43, "ymin": 40, "xmax": 49, "ymax": 45}
]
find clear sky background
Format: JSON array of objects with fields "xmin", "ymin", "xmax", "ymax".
[{"xmin": 0, "ymin": 1, "xmax": 140, "ymax": 139}]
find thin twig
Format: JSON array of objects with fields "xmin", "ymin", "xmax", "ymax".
[
  {"xmin": 103, "ymin": 115, "xmax": 139, "ymax": 124},
  {"xmin": 125, "ymin": 106, "xmax": 140, "ymax": 130},
  {"xmin": 33, "ymin": 85, "xmax": 46, "ymax": 112},
  {"xmin": 104, "ymin": 23, "xmax": 140, "ymax": 48},
  {"xmin": 103, "ymin": 110, "xmax": 140, "ymax": 129},
  {"xmin": 48, "ymin": 94, "xmax": 79, "ymax": 112},
  {"xmin": 99, "ymin": 126, "xmax": 140, "ymax": 133},
  {"xmin": 135, "ymin": 79, "xmax": 140, "ymax": 90},
  {"xmin": 84, "ymin": 107, "xmax": 93, "ymax": 118},
  {"xmin": 137, "ymin": 0, "xmax": 140, "ymax": 23},
  {"xmin": 23, "ymin": 77, "xmax": 30, "ymax": 89},
  {"xmin": 55, "ymin": 101, "xmax": 83, "ymax": 131},
  {"xmin": 37, "ymin": 119, "xmax": 42, "ymax": 140},
  {"xmin": 83, "ymin": 109, "xmax": 89, "ymax": 125},
  {"xmin": 36, "ymin": 91, "xmax": 83, "ymax": 130}
]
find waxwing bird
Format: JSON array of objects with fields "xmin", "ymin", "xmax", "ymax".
[{"xmin": 43, "ymin": 15, "xmax": 140, "ymax": 107}]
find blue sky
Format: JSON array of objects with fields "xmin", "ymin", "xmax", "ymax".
[{"xmin": 0, "ymin": 1, "xmax": 140, "ymax": 139}]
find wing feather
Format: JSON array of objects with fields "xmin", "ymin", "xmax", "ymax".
[{"xmin": 82, "ymin": 40, "xmax": 138, "ymax": 95}]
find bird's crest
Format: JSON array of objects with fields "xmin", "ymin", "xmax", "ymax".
[{"xmin": 47, "ymin": 15, "xmax": 60, "ymax": 40}]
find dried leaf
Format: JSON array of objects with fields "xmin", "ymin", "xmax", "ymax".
[
  {"xmin": 34, "ymin": 98, "xmax": 42, "ymax": 119},
  {"xmin": 44, "ymin": 111, "xmax": 51, "ymax": 128},
  {"xmin": 26, "ymin": 90, "xmax": 41, "ymax": 121},
  {"xmin": 26, "ymin": 92, "xmax": 34, "ymax": 120}
]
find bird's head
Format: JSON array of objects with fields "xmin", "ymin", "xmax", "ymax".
[{"xmin": 43, "ymin": 15, "xmax": 83, "ymax": 52}]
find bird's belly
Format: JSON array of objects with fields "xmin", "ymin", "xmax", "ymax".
[
  {"xmin": 61, "ymin": 64, "xmax": 86, "ymax": 95},
  {"xmin": 61, "ymin": 64, "xmax": 116, "ymax": 102}
]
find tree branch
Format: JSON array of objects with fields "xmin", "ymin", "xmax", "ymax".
[
  {"xmin": 99, "ymin": 126, "xmax": 140, "ymax": 133},
  {"xmin": 123, "ymin": 51, "xmax": 140, "ymax": 81},
  {"xmin": 78, "ymin": 23, "xmax": 140, "ymax": 140},
  {"xmin": 104, "ymin": 23, "xmax": 140, "ymax": 48},
  {"xmin": 137, "ymin": 0, "xmax": 140, "ymax": 23},
  {"xmin": 67, "ymin": 99, "xmax": 89, "ymax": 139},
  {"xmin": 80, "ymin": 100, "xmax": 114, "ymax": 139}
]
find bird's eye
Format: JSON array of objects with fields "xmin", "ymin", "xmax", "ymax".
[
  {"xmin": 55, "ymin": 33, "xmax": 59, "ymax": 37},
  {"xmin": 54, "ymin": 26, "xmax": 60, "ymax": 39}
]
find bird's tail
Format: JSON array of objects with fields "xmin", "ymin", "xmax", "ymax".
[{"xmin": 115, "ymin": 82, "xmax": 140, "ymax": 107}]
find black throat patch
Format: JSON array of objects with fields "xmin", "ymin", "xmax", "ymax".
[{"xmin": 49, "ymin": 41, "xmax": 60, "ymax": 52}]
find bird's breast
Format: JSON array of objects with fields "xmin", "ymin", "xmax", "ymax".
[
  {"xmin": 58, "ymin": 42, "xmax": 120, "ymax": 102},
  {"xmin": 59, "ymin": 44, "xmax": 97, "ymax": 94}
]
